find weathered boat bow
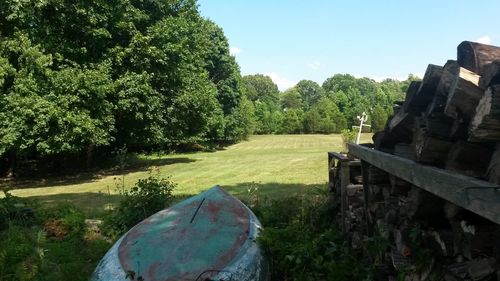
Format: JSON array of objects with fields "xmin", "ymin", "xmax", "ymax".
[{"xmin": 92, "ymin": 186, "xmax": 268, "ymax": 281}]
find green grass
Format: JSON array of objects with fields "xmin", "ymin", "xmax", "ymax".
[{"xmin": 9, "ymin": 134, "xmax": 372, "ymax": 215}]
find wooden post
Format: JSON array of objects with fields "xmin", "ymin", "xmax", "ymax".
[{"xmin": 340, "ymin": 160, "xmax": 350, "ymax": 234}]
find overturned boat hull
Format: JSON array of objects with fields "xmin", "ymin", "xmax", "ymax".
[{"xmin": 92, "ymin": 186, "xmax": 268, "ymax": 281}]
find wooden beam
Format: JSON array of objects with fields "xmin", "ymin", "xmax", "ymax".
[
  {"xmin": 328, "ymin": 151, "xmax": 349, "ymax": 161},
  {"xmin": 348, "ymin": 143, "xmax": 500, "ymax": 224}
]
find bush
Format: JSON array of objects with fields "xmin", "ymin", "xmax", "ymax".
[
  {"xmin": 252, "ymin": 192, "xmax": 376, "ymax": 281},
  {"xmin": 106, "ymin": 171, "xmax": 176, "ymax": 232},
  {"xmin": 340, "ymin": 129, "xmax": 357, "ymax": 150},
  {"xmin": 41, "ymin": 204, "xmax": 86, "ymax": 239}
]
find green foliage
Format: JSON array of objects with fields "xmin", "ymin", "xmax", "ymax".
[
  {"xmin": 0, "ymin": 191, "xmax": 35, "ymax": 230},
  {"xmin": 0, "ymin": 0, "xmax": 247, "ymax": 171},
  {"xmin": 0, "ymin": 193, "xmax": 110, "ymax": 281},
  {"xmin": 106, "ymin": 171, "xmax": 176, "ymax": 231},
  {"xmin": 295, "ymin": 80, "xmax": 324, "ymax": 110},
  {"xmin": 252, "ymin": 193, "xmax": 375, "ymax": 281},
  {"xmin": 281, "ymin": 88, "xmax": 303, "ymax": 110},
  {"xmin": 242, "ymin": 74, "xmax": 280, "ymax": 104},
  {"xmin": 42, "ymin": 204, "xmax": 86, "ymax": 238},
  {"xmin": 341, "ymin": 129, "xmax": 356, "ymax": 150},
  {"xmin": 243, "ymin": 72, "xmax": 410, "ymax": 137},
  {"xmin": 281, "ymin": 109, "xmax": 304, "ymax": 134},
  {"xmin": 370, "ymin": 104, "xmax": 388, "ymax": 132}
]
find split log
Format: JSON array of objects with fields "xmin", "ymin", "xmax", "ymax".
[
  {"xmin": 457, "ymin": 41, "xmax": 500, "ymax": 75},
  {"xmin": 427, "ymin": 60, "xmax": 459, "ymax": 115},
  {"xmin": 413, "ymin": 126, "xmax": 453, "ymax": 165},
  {"xmin": 415, "ymin": 114, "xmax": 454, "ymax": 139},
  {"xmin": 479, "ymin": 60, "xmax": 500, "ymax": 88},
  {"xmin": 487, "ymin": 143, "xmax": 500, "ymax": 184},
  {"xmin": 406, "ymin": 65, "xmax": 443, "ymax": 113},
  {"xmin": 374, "ymin": 113, "xmax": 414, "ymax": 150},
  {"xmin": 469, "ymin": 85, "xmax": 500, "ymax": 142},
  {"xmin": 403, "ymin": 186, "xmax": 444, "ymax": 220},
  {"xmin": 389, "ymin": 174, "xmax": 411, "ymax": 196},
  {"xmin": 403, "ymin": 81, "xmax": 422, "ymax": 113},
  {"xmin": 445, "ymin": 141, "xmax": 493, "ymax": 178},
  {"xmin": 444, "ymin": 66, "xmax": 484, "ymax": 120},
  {"xmin": 450, "ymin": 116, "xmax": 469, "ymax": 140}
]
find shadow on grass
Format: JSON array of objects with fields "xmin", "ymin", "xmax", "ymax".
[
  {"xmin": 3, "ymin": 156, "xmax": 197, "ymax": 190},
  {"xmin": 221, "ymin": 181, "xmax": 328, "ymax": 199},
  {"xmin": 24, "ymin": 182, "xmax": 328, "ymax": 217}
]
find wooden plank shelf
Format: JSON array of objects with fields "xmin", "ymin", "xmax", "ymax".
[{"xmin": 348, "ymin": 143, "xmax": 500, "ymax": 224}]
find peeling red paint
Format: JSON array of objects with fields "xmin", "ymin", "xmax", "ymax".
[{"xmin": 116, "ymin": 187, "xmax": 255, "ymax": 281}]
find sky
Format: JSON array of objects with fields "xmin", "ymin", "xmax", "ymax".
[{"xmin": 198, "ymin": 0, "xmax": 500, "ymax": 90}]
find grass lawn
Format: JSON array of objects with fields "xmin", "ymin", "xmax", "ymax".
[{"xmin": 9, "ymin": 134, "xmax": 372, "ymax": 215}]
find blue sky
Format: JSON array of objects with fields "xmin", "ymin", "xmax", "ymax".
[{"xmin": 198, "ymin": 1, "xmax": 500, "ymax": 90}]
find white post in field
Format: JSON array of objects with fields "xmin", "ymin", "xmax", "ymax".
[{"xmin": 356, "ymin": 112, "xmax": 369, "ymax": 144}]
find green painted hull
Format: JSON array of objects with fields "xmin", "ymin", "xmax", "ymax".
[{"xmin": 91, "ymin": 186, "xmax": 268, "ymax": 281}]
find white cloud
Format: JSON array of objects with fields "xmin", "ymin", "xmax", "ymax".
[
  {"xmin": 230, "ymin": 46, "xmax": 242, "ymax": 55},
  {"xmin": 476, "ymin": 35, "xmax": 491, "ymax": 45},
  {"xmin": 265, "ymin": 72, "xmax": 297, "ymax": 91},
  {"xmin": 307, "ymin": 61, "xmax": 322, "ymax": 70}
]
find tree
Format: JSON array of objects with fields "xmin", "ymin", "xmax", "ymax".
[
  {"xmin": 242, "ymin": 74, "xmax": 279, "ymax": 104},
  {"xmin": 280, "ymin": 88, "xmax": 303, "ymax": 110},
  {"xmin": 281, "ymin": 109, "xmax": 303, "ymax": 134},
  {"xmin": 0, "ymin": 0, "xmax": 250, "ymax": 174},
  {"xmin": 223, "ymin": 96, "xmax": 257, "ymax": 142},
  {"xmin": 295, "ymin": 80, "xmax": 324, "ymax": 109},
  {"xmin": 370, "ymin": 105, "xmax": 388, "ymax": 132}
]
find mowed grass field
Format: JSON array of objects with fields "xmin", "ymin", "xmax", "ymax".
[{"xmin": 10, "ymin": 134, "xmax": 372, "ymax": 215}]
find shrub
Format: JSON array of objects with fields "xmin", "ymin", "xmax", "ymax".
[
  {"xmin": 252, "ymin": 191, "xmax": 377, "ymax": 281},
  {"xmin": 41, "ymin": 204, "xmax": 86, "ymax": 239},
  {"xmin": 340, "ymin": 129, "xmax": 357, "ymax": 150},
  {"xmin": 106, "ymin": 171, "xmax": 176, "ymax": 232}
]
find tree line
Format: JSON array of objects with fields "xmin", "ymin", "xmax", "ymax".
[
  {"xmin": 0, "ymin": 0, "xmax": 251, "ymax": 175},
  {"xmin": 241, "ymin": 74, "xmax": 419, "ymax": 135},
  {"xmin": 0, "ymin": 0, "xmax": 418, "ymax": 177}
]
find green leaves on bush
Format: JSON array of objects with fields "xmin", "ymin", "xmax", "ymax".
[
  {"xmin": 106, "ymin": 172, "xmax": 176, "ymax": 232},
  {"xmin": 252, "ymin": 194, "xmax": 377, "ymax": 281}
]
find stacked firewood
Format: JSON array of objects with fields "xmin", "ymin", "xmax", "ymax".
[
  {"xmin": 362, "ymin": 162, "xmax": 500, "ymax": 280},
  {"xmin": 368, "ymin": 41, "xmax": 500, "ymax": 280},
  {"xmin": 374, "ymin": 41, "xmax": 500, "ymax": 183}
]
